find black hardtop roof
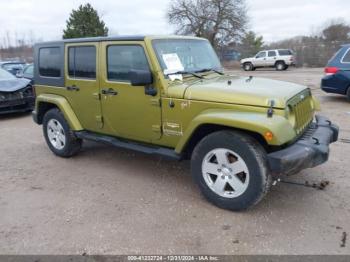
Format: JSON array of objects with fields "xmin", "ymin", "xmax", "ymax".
[{"xmin": 35, "ymin": 35, "xmax": 146, "ymax": 46}]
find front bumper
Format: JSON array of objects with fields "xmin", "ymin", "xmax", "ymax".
[
  {"xmin": 0, "ymin": 96, "xmax": 35, "ymax": 115},
  {"xmin": 268, "ymin": 115, "xmax": 339, "ymax": 176}
]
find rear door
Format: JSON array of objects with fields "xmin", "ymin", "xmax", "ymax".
[
  {"xmin": 266, "ymin": 50, "xmax": 277, "ymax": 66},
  {"xmin": 99, "ymin": 41, "xmax": 162, "ymax": 142},
  {"xmin": 64, "ymin": 43, "xmax": 102, "ymax": 131}
]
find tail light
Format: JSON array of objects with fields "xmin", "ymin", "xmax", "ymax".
[{"xmin": 325, "ymin": 67, "xmax": 339, "ymax": 75}]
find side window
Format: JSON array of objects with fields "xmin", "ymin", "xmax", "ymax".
[
  {"xmin": 68, "ymin": 46, "xmax": 96, "ymax": 79},
  {"xmin": 24, "ymin": 65, "xmax": 34, "ymax": 77},
  {"xmin": 342, "ymin": 48, "xmax": 350, "ymax": 63},
  {"xmin": 268, "ymin": 51, "xmax": 277, "ymax": 57},
  {"xmin": 278, "ymin": 50, "xmax": 292, "ymax": 56},
  {"xmin": 39, "ymin": 47, "xmax": 61, "ymax": 77},
  {"xmin": 256, "ymin": 52, "xmax": 266, "ymax": 58},
  {"xmin": 107, "ymin": 45, "xmax": 149, "ymax": 82}
]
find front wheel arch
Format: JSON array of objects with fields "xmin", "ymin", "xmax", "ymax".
[{"xmin": 181, "ymin": 124, "xmax": 269, "ymax": 160}]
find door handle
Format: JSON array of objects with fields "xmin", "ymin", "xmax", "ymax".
[
  {"xmin": 102, "ymin": 88, "xmax": 118, "ymax": 96},
  {"xmin": 66, "ymin": 85, "xmax": 80, "ymax": 91}
]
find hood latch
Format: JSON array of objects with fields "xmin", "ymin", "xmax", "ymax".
[{"xmin": 267, "ymin": 100, "xmax": 275, "ymax": 118}]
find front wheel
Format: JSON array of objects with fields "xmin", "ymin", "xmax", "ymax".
[
  {"xmin": 191, "ymin": 131, "xmax": 271, "ymax": 211},
  {"xmin": 43, "ymin": 108, "xmax": 82, "ymax": 158},
  {"xmin": 243, "ymin": 63, "xmax": 254, "ymax": 71}
]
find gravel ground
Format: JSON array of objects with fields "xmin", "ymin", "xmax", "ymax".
[{"xmin": 0, "ymin": 68, "xmax": 349, "ymax": 255}]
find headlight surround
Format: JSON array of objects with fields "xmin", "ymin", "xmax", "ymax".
[{"xmin": 285, "ymin": 106, "xmax": 296, "ymax": 128}]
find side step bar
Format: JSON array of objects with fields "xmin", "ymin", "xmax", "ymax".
[{"xmin": 75, "ymin": 131, "xmax": 182, "ymax": 160}]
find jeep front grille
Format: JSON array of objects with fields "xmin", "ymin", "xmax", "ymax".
[{"xmin": 289, "ymin": 90, "xmax": 314, "ymax": 135}]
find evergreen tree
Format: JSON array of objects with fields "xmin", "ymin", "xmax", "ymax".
[{"xmin": 63, "ymin": 3, "xmax": 108, "ymax": 39}]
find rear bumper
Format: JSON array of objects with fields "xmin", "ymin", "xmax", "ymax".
[{"xmin": 267, "ymin": 115, "xmax": 339, "ymax": 176}]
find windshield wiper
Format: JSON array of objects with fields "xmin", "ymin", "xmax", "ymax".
[
  {"xmin": 166, "ymin": 71, "xmax": 204, "ymax": 79},
  {"xmin": 195, "ymin": 68, "xmax": 224, "ymax": 75}
]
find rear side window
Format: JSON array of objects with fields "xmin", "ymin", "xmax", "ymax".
[
  {"xmin": 68, "ymin": 46, "xmax": 96, "ymax": 79},
  {"xmin": 107, "ymin": 45, "xmax": 149, "ymax": 82},
  {"xmin": 268, "ymin": 51, "xmax": 277, "ymax": 57},
  {"xmin": 342, "ymin": 48, "xmax": 350, "ymax": 63},
  {"xmin": 278, "ymin": 50, "xmax": 292, "ymax": 56},
  {"xmin": 39, "ymin": 47, "xmax": 61, "ymax": 77}
]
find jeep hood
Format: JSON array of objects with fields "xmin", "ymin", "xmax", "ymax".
[{"xmin": 181, "ymin": 75, "xmax": 307, "ymax": 109}]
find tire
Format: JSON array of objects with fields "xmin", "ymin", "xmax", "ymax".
[
  {"xmin": 275, "ymin": 61, "xmax": 286, "ymax": 71},
  {"xmin": 191, "ymin": 130, "xmax": 271, "ymax": 211},
  {"xmin": 42, "ymin": 108, "xmax": 82, "ymax": 158},
  {"xmin": 284, "ymin": 65, "xmax": 289, "ymax": 70},
  {"xmin": 243, "ymin": 63, "xmax": 254, "ymax": 71},
  {"xmin": 347, "ymin": 87, "xmax": 350, "ymax": 102}
]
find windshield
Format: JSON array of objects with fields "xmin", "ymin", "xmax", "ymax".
[
  {"xmin": 152, "ymin": 39, "xmax": 222, "ymax": 76},
  {"xmin": 2, "ymin": 63, "xmax": 24, "ymax": 70},
  {"xmin": 0, "ymin": 68, "xmax": 16, "ymax": 79}
]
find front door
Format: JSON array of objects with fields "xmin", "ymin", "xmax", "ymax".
[
  {"xmin": 100, "ymin": 42, "xmax": 162, "ymax": 143},
  {"xmin": 65, "ymin": 43, "xmax": 102, "ymax": 131},
  {"xmin": 254, "ymin": 51, "xmax": 267, "ymax": 67}
]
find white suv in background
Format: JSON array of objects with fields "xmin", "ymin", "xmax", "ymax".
[{"xmin": 240, "ymin": 49, "xmax": 295, "ymax": 71}]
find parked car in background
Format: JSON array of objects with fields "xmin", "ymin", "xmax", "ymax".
[
  {"xmin": 240, "ymin": 49, "xmax": 295, "ymax": 71},
  {"xmin": 0, "ymin": 61, "xmax": 26, "ymax": 76},
  {"xmin": 322, "ymin": 44, "xmax": 350, "ymax": 101},
  {"xmin": 17, "ymin": 64, "xmax": 34, "ymax": 84},
  {"xmin": 0, "ymin": 68, "xmax": 35, "ymax": 114}
]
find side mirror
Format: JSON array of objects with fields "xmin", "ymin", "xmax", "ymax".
[
  {"xmin": 129, "ymin": 69, "xmax": 153, "ymax": 86},
  {"xmin": 16, "ymin": 71, "xmax": 23, "ymax": 78}
]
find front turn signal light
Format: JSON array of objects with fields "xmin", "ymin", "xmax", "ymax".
[{"xmin": 264, "ymin": 131, "xmax": 274, "ymax": 142}]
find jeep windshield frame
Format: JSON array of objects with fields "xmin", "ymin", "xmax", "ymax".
[{"xmin": 152, "ymin": 39, "xmax": 222, "ymax": 78}]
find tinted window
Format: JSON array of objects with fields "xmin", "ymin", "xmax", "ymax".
[
  {"xmin": 68, "ymin": 46, "xmax": 96, "ymax": 79},
  {"xmin": 278, "ymin": 50, "xmax": 292, "ymax": 56},
  {"xmin": 256, "ymin": 52, "xmax": 266, "ymax": 58},
  {"xmin": 342, "ymin": 48, "xmax": 350, "ymax": 63},
  {"xmin": 39, "ymin": 47, "xmax": 61, "ymax": 77},
  {"xmin": 268, "ymin": 51, "xmax": 277, "ymax": 57},
  {"xmin": 107, "ymin": 45, "xmax": 149, "ymax": 82}
]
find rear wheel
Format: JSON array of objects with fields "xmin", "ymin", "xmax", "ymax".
[
  {"xmin": 191, "ymin": 131, "xmax": 272, "ymax": 211},
  {"xmin": 43, "ymin": 108, "xmax": 82, "ymax": 158},
  {"xmin": 243, "ymin": 63, "xmax": 254, "ymax": 71},
  {"xmin": 347, "ymin": 87, "xmax": 350, "ymax": 101},
  {"xmin": 275, "ymin": 61, "xmax": 286, "ymax": 71}
]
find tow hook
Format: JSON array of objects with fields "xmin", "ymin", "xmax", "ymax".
[{"xmin": 272, "ymin": 178, "xmax": 281, "ymax": 186}]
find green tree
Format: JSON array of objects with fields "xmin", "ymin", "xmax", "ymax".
[
  {"xmin": 63, "ymin": 3, "xmax": 108, "ymax": 39},
  {"xmin": 240, "ymin": 31, "xmax": 264, "ymax": 58}
]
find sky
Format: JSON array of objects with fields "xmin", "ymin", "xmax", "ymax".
[{"xmin": 0, "ymin": 0, "xmax": 350, "ymax": 45}]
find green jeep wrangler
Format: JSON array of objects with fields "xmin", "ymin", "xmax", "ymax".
[{"xmin": 32, "ymin": 36, "xmax": 339, "ymax": 211}]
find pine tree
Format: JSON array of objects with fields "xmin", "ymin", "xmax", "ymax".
[{"xmin": 63, "ymin": 3, "xmax": 108, "ymax": 39}]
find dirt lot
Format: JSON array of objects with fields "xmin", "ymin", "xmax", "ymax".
[{"xmin": 0, "ymin": 68, "xmax": 349, "ymax": 255}]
